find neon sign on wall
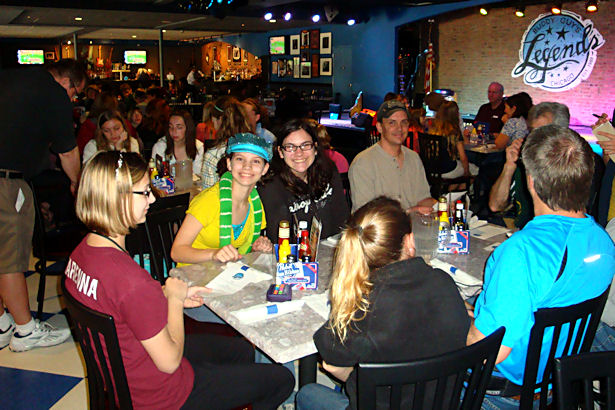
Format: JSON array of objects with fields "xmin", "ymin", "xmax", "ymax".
[{"xmin": 512, "ymin": 11, "xmax": 604, "ymax": 92}]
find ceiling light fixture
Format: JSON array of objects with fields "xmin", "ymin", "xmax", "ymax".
[
  {"xmin": 74, "ymin": 17, "xmax": 82, "ymax": 21},
  {"xmin": 312, "ymin": 14, "xmax": 321, "ymax": 23},
  {"xmin": 284, "ymin": 12, "xmax": 292, "ymax": 21},
  {"xmin": 269, "ymin": 19, "xmax": 277, "ymax": 23},
  {"xmin": 551, "ymin": 2, "xmax": 562, "ymax": 14},
  {"xmin": 347, "ymin": 18, "xmax": 356, "ymax": 26},
  {"xmin": 264, "ymin": 12, "xmax": 273, "ymax": 20},
  {"xmin": 479, "ymin": 7, "xmax": 488, "ymax": 15},
  {"xmin": 515, "ymin": 6, "xmax": 526, "ymax": 17},
  {"xmin": 585, "ymin": 0, "xmax": 597, "ymax": 12},
  {"xmin": 67, "ymin": 40, "xmax": 72, "ymax": 44},
  {"xmin": 132, "ymin": 35, "xmax": 137, "ymax": 38}
]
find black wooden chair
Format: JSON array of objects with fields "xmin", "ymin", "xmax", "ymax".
[
  {"xmin": 514, "ymin": 286, "xmax": 610, "ymax": 409},
  {"xmin": 30, "ymin": 175, "xmax": 86, "ymax": 318},
  {"xmin": 554, "ymin": 350, "xmax": 615, "ymax": 410},
  {"xmin": 144, "ymin": 204, "xmax": 188, "ymax": 285},
  {"xmin": 356, "ymin": 327, "xmax": 505, "ymax": 410},
  {"xmin": 61, "ymin": 276, "xmax": 133, "ymax": 410},
  {"xmin": 417, "ymin": 132, "xmax": 471, "ymax": 198}
]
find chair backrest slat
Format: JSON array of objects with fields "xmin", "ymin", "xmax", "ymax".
[
  {"xmin": 519, "ymin": 286, "xmax": 610, "ymax": 410},
  {"xmin": 145, "ymin": 204, "xmax": 188, "ymax": 285},
  {"xmin": 61, "ymin": 276, "xmax": 133, "ymax": 409},
  {"xmin": 357, "ymin": 327, "xmax": 505, "ymax": 410},
  {"xmin": 555, "ymin": 350, "xmax": 615, "ymax": 409}
]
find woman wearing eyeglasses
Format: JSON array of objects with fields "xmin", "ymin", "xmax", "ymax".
[
  {"xmin": 65, "ymin": 151, "xmax": 293, "ymax": 409},
  {"xmin": 259, "ymin": 118, "xmax": 349, "ymax": 243}
]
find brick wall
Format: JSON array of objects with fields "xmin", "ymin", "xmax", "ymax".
[{"xmin": 438, "ymin": 1, "xmax": 615, "ymax": 126}]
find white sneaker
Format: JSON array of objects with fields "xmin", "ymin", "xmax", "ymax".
[
  {"xmin": 9, "ymin": 320, "xmax": 71, "ymax": 352},
  {"xmin": 0, "ymin": 314, "xmax": 15, "ymax": 349}
]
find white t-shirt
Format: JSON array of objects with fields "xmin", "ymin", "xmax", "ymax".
[
  {"xmin": 82, "ymin": 137, "xmax": 140, "ymax": 164},
  {"xmin": 150, "ymin": 136, "xmax": 204, "ymax": 177}
]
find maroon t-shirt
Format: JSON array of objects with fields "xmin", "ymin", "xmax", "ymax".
[{"xmin": 65, "ymin": 238, "xmax": 194, "ymax": 409}]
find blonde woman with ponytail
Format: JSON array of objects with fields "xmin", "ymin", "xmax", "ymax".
[{"xmin": 296, "ymin": 196, "xmax": 470, "ymax": 410}]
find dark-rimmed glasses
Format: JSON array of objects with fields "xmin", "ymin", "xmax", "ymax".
[
  {"xmin": 132, "ymin": 187, "xmax": 153, "ymax": 197},
  {"xmin": 281, "ymin": 142, "xmax": 315, "ymax": 152}
]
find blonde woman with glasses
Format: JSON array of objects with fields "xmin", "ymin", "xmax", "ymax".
[{"xmin": 65, "ymin": 151, "xmax": 293, "ymax": 409}]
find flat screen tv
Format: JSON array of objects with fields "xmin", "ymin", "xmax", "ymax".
[
  {"xmin": 124, "ymin": 50, "xmax": 146, "ymax": 65},
  {"xmin": 269, "ymin": 36, "xmax": 285, "ymax": 55},
  {"xmin": 17, "ymin": 50, "xmax": 44, "ymax": 65}
]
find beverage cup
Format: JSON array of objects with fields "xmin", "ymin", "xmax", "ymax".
[
  {"xmin": 410, "ymin": 210, "xmax": 439, "ymax": 264},
  {"xmin": 173, "ymin": 159, "xmax": 193, "ymax": 191}
]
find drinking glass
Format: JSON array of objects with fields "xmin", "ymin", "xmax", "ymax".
[{"xmin": 410, "ymin": 210, "xmax": 439, "ymax": 264}]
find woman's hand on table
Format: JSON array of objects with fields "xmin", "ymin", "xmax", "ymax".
[
  {"xmin": 164, "ymin": 277, "xmax": 189, "ymax": 304},
  {"xmin": 214, "ymin": 244, "xmax": 242, "ymax": 263},
  {"xmin": 184, "ymin": 286, "xmax": 211, "ymax": 308},
  {"xmin": 252, "ymin": 236, "xmax": 273, "ymax": 253}
]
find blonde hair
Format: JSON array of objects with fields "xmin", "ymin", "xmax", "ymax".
[
  {"xmin": 329, "ymin": 197, "xmax": 411, "ymax": 342},
  {"xmin": 76, "ymin": 151, "xmax": 148, "ymax": 236},
  {"xmin": 94, "ymin": 110, "xmax": 132, "ymax": 152},
  {"xmin": 430, "ymin": 101, "xmax": 461, "ymax": 160}
]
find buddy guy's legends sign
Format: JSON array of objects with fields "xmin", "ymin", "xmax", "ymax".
[{"xmin": 512, "ymin": 11, "xmax": 604, "ymax": 92}]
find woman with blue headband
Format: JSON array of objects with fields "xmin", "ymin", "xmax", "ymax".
[{"xmin": 172, "ymin": 132, "xmax": 273, "ymax": 263}]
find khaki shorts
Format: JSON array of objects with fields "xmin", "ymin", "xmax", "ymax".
[{"xmin": 0, "ymin": 178, "xmax": 34, "ymax": 274}]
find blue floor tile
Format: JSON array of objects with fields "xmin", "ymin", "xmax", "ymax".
[{"xmin": 0, "ymin": 366, "xmax": 82, "ymax": 409}]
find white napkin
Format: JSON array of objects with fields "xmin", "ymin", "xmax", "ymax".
[
  {"xmin": 205, "ymin": 262, "xmax": 272, "ymax": 295},
  {"xmin": 430, "ymin": 258, "xmax": 483, "ymax": 298},
  {"xmin": 231, "ymin": 300, "xmax": 305, "ymax": 324},
  {"xmin": 470, "ymin": 224, "xmax": 509, "ymax": 239}
]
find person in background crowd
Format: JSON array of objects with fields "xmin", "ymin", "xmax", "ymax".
[
  {"xmin": 468, "ymin": 125, "xmax": 615, "ymax": 409},
  {"xmin": 429, "ymin": 100, "xmax": 478, "ymax": 178},
  {"xmin": 242, "ymin": 98, "xmax": 275, "ymax": 144},
  {"xmin": 296, "ymin": 197, "xmax": 470, "ymax": 410},
  {"xmin": 0, "ymin": 58, "xmax": 86, "ymax": 352},
  {"xmin": 349, "ymin": 100, "xmax": 435, "ymax": 212},
  {"xmin": 406, "ymin": 107, "xmax": 426, "ymax": 153},
  {"xmin": 76, "ymin": 91, "xmax": 119, "ymax": 155},
  {"xmin": 151, "ymin": 110, "xmax": 204, "ymax": 179},
  {"xmin": 172, "ymin": 133, "xmax": 273, "ymax": 264},
  {"xmin": 127, "ymin": 107, "xmax": 143, "ymax": 136},
  {"xmin": 312, "ymin": 120, "xmax": 349, "ymax": 174},
  {"xmin": 494, "ymin": 92, "xmax": 532, "ymax": 149},
  {"xmin": 140, "ymin": 97, "xmax": 171, "ymax": 156},
  {"xmin": 134, "ymin": 88, "xmax": 149, "ymax": 112},
  {"xmin": 474, "ymin": 82, "xmax": 505, "ymax": 133},
  {"xmin": 82, "ymin": 84, "xmax": 99, "ymax": 112},
  {"xmin": 594, "ymin": 114, "xmax": 615, "ymax": 226},
  {"xmin": 67, "ymin": 151, "xmax": 293, "ymax": 409},
  {"xmin": 489, "ymin": 102, "xmax": 570, "ymax": 229},
  {"xmin": 118, "ymin": 83, "xmax": 136, "ymax": 114},
  {"xmin": 259, "ymin": 119, "xmax": 349, "ymax": 243},
  {"xmin": 83, "ymin": 110, "xmax": 140, "ymax": 164},
  {"xmin": 201, "ymin": 96, "xmax": 252, "ymax": 188},
  {"xmin": 196, "ymin": 101, "xmax": 217, "ymax": 143}
]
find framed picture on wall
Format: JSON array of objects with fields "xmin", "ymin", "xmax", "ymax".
[
  {"xmin": 301, "ymin": 30, "xmax": 310, "ymax": 48},
  {"xmin": 309, "ymin": 29, "xmax": 320, "ymax": 50},
  {"xmin": 278, "ymin": 59, "xmax": 286, "ymax": 77},
  {"xmin": 301, "ymin": 50, "xmax": 309, "ymax": 62},
  {"xmin": 272, "ymin": 61, "xmax": 278, "ymax": 75},
  {"xmin": 320, "ymin": 32, "xmax": 332, "ymax": 54},
  {"xmin": 227, "ymin": 45, "xmax": 231, "ymax": 62},
  {"xmin": 232, "ymin": 47, "xmax": 240, "ymax": 61},
  {"xmin": 320, "ymin": 57, "xmax": 332, "ymax": 76},
  {"xmin": 290, "ymin": 34, "xmax": 300, "ymax": 55},
  {"xmin": 286, "ymin": 59, "xmax": 293, "ymax": 77},
  {"xmin": 293, "ymin": 57, "xmax": 300, "ymax": 78},
  {"xmin": 311, "ymin": 54, "xmax": 319, "ymax": 78},
  {"xmin": 300, "ymin": 62, "xmax": 311, "ymax": 78},
  {"xmin": 45, "ymin": 51, "xmax": 55, "ymax": 60},
  {"xmin": 243, "ymin": 49, "xmax": 248, "ymax": 62}
]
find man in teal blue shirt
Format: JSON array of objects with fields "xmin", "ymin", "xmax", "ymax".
[{"xmin": 467, "ymin": 125, "xmax": 615, "ymax": 409}]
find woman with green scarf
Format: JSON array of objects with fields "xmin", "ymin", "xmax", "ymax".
[{"xmin": 171, "ymin": 132, "xmax": 273, "ymax": 264}]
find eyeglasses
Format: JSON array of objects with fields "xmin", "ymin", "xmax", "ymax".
[
  {"xmin": 281, "ymin": 142, "xmax": 315, "ymax": 152},
  {"xmin": 132, "ymin": 187, "xmax": 153, "ymax": 197}
]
